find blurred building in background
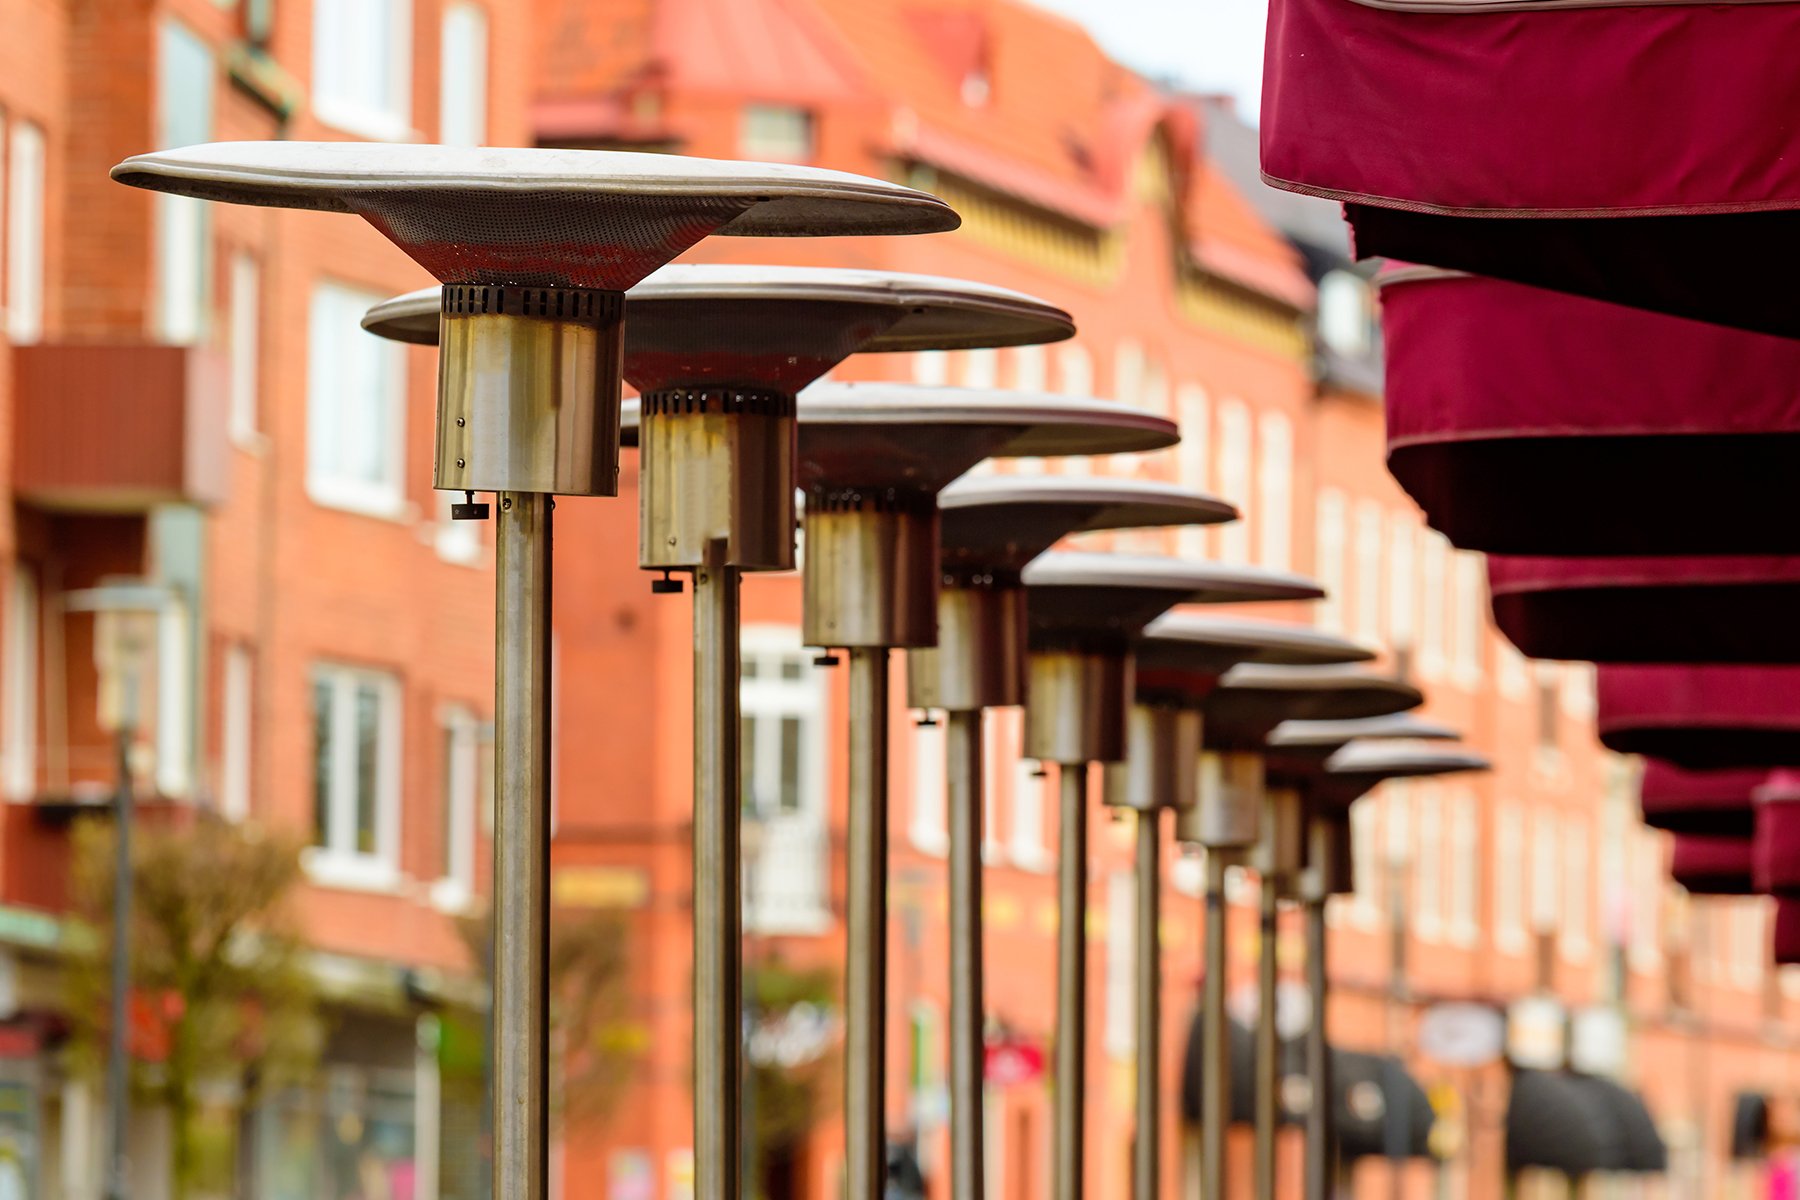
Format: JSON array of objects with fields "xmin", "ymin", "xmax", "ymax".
[{"xmin": 0, "ymin": 0, "xmax": 1791, "ymax": 1199}]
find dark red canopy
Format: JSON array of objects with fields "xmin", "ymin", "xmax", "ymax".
[
  {"xmin": 1596, "ymin": 666, "xmax": 1800, "ymax": 770},
  {"xmin": 1753, "ymin": 771, "xmax": 1800, "ymax": 898},
  {"xmin": 1263, "ymin": 0, "xmax": 1800, "ymax": 337},
  {"xmin": 1489, "ymin": 556, "xmax": 1800, "ymax": 663},
  {"xmin": 1638, "ymin": 761, "xmax": 1763, "ymax": 839},
  {"xmin": 1671, "ymin": 836, "xmax": 1755, "ymax": 897},
  {"xmin": 1381, "ymin": 269, "xmax": 1800, "ymax": 555},
  {"xmin": 1776, "ymin": 900, "xmax": 1800, "ymax": 966}
]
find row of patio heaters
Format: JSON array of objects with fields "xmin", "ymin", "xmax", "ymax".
[
  {"xmin": 109, "ymin": 142, "xmax": 1486, "ymax": 1200},
  {"xmin": 1256, "ymin": 0, "xmax": 1800, "ymax": 1061}
]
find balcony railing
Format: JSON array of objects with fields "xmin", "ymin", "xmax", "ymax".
[
  {"xmin": 12, "ymin": 342, "xmax": 229, "ymax": 511},
  {"xmin": 744, "ymin": 822, "xmax": 831, "ymax": 936}
]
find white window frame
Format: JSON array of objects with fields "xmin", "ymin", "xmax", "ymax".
[
  {"xmin": 738, "ymin": 104, "xmax": 815, "ymax": 163},
  {"xmin": 6, "ymin": 118, "xmax": 46, "ymax": 344},
  {"xmin": 438, "ymin": 2, "xmax": 489, "ymax": 148},
  {"xmin": 1353, "ymin": 500, "xmax": 1384, "ymax": 647},
  {"xmin": 1414, "ymin": 783, "xmax": 1443, "ymax": 942},
  {"xmin": 2, "ymin": 567, "xmax": 38, "ymax": 802},
  {"xmin": 1495, "ymin": 803, "xmax": 1527, "ymax": 953},
  {"xmin": 305, "ymin": 663, "xmax": 403, "ymax": 890},
  {"xmin": 1629, "ymin": 830, "xmax": 1663, "ymax": 971},
  {"xmin": 1175, "ymin": 384, "xmax": 1211, "ymax": 559},
  {"xmin": 1256, "ymin": 411, "xmax": 1293, "ymax": 569},
  {"xmin": 1317, "ymin": 270, "xmax": 1372, "ymax": 358},
  {"xmin": 312, "ymin": 0, "xmax": 415, "ymax": 141},
  {"xmin": 981, "ymin": 710, "xmax": 1008, "ymax": 864},
  {"xmin": 1419, "ymin": 531, "xmax": 1449, "ymax": 681},
  {"xmin": 227, "ymin": 251, "xmax": 261, "ymax": 446},
  {"xmin": 1313, "ymin": 488, "xmax": 1347, "ymax": 633},
  {"xmin": 1452, "ymin": 551, "xmax": 1486, "ymax": 687},
  {"xmin": 306, "ymin": 280, "xmax": 407, "ymax": 516},
  {"xmin": 909, "ymin": 719, "xmax": 949, "ymax": 856},
  {"xmin": 1009, "ymin": 756, "xmax": 1051, "ymax": 872},
  {"xmin": 435, "ymin": 491, "xmax": 483, "ymax": 565},
  {"xmin": 740, "ymin": 626, "xmax": 830, "ymax": 934},
  {"xmin": 961, "ymin": 347, "xmax": 999, "ymax": 390},
  {"xmin": 1348, "ymin": 800, "xmax": 1379, "ymax": 928},
  {"xmin": 1386, "ymin": 516, "xmax": 1416, "ymax": 654},
  {"xmin": 155, "ymin": 20, "xmax": 215, "ymax": 344},
  {"xmin": 153, "ymin": 596, "xmax": 192, "ymax": 799},
  {"xmin": 1008, "ymin": 346, "xmax": 1049, "ymax": 474},
  {"xmin": 1103, "ymin": 870, "xmax": 1135, "ymax": 1059},
  {"xmin": 1448, "ymin": 788, "xmax": 1480, "ymax": 947},
  {"xmin": 1559, "ymin": 814, "xmax": 1591, "ymax": 960},
  {"xmin": 219, "ymin": 644, "xmax": 253, "ymax": 821},
  {"xmin": 1056, "ymin": 345, "xmax": 1095, "ymax": 476},
  {"xmin": 912, "ymin": 349, "xmax": 949, "ymax": 386},
  {"xmin": 1216, "ymin": 401, "xmax": 1252, "ymax": 564},
  {"xmin": 1529, "ymin": 807, "xmax": 1561, "ymax": 938},
  {"xmin": 433, "ymin": 704, "xmax": 481, "ymax": 910}
]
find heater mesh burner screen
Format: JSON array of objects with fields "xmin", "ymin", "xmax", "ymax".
[{"xmin": 348, "ymin": 190, "xmax": 758, "ymax": 289}]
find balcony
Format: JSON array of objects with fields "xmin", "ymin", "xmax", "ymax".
[{"xmin": 12, "ymin": 342, "xmax": 229, "ymax": 511}]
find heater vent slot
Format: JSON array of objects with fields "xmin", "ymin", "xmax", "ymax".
[
  {"xmin": 640, "ymin": 387, "xmax": 795, "ymax": 418},
  {"xmin": 440, "ymin": 284, "xmax": 624, "ymax": 324}
]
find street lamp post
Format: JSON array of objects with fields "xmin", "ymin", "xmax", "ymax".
[{"xmin": 65, "ymin": 579, "xmax": 173, "ymax": 1200}]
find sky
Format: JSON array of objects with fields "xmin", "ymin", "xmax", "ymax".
[{"xmin": 1024, "ymin": 0, "xmax": 1269, "ymax": 117}]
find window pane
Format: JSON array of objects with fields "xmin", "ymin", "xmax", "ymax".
[
  {"xmin": 439, "ymin": 3, "xmax": 488, "ymax": 146},
  {"xmin": 778, "ymin": 717, "xmax": 801, "ymax": 813},
  {"xmin": 740, "ymin": 715, "xmax": 757, "ymax": 810},
  {"xmin": 355, "ymin": 683, "xmax": 380, "ymax": 854},
  {"xmin": 779, "ymin": 657, "xmax": 803, "ymax": 682},
  {"xmin": 156, "ymin": 21, "xmax": 214, "ymax": 344},
  {"xmin": 312, "ymin": 679, "xmax": 334, "ymax": 847},
  {"xmin": 6, "ymin": 121, "xmax": 46, "ymax": 344},
  {"xmin": 308, "ymin": 282, "xmax": 404, "ymax": 508},
  {"xmin": 739, "ymin": 105, "xmax": 814, "ymax": 162}
]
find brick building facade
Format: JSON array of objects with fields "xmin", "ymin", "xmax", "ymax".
[{"xmin": 0, "ymin": 1, "xmax": 1792, "ymax": 1199}]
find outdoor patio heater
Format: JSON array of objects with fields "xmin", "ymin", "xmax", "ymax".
[
  {"xmin": 1017, "ymin": 553, "xmax": 1327, "ymax": 1200},
  {"xmin": 1262, "ymin": 719, "xmax": 1464, "ymax": 1200},
  {"xmin": 794, "ymin": 385, "xmax": 1184, "ymax": 1200},
  {"xmin": 110, "ymin": 141, "xmax": 957, "ymax": 1200},
  {"xmin": 1132, "ymin": 616, "xmax": 1377, "ymax": 1200},
  {"xmin": 1202, "ymin": 665, "xmax": 1424, "ymax": 1200},
  {"xmin": 1304, "ymin": 740, "xmax": 1489, "ymax": 1199},
  {"xmin": 906, "ymin": 476, "xmax": 1241, "ymax": 1200},
  {"xmin": 369, "ymin": 266, "xmax": 1080, "ymax": 1200}
]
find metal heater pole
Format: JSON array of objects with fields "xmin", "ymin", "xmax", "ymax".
[
  {"xmin": 847, "ymin": 647, "xmax": 892, "ymax": 1200},
  {"xmin": 1254, "ymin": 877, "xmax": 1279, "ymax": 1200},
  {"xmin": 494, "ymin": 493, "xmax": 554, "ymax": 1200},
  {"xmin": 1200, "ymin": 852, "xmax": 1230, "ymax": 1200},
  {"xmin": 1303, "ymin": 898, "xmax": 1332, "ymax": 1200},
  {"xmin": 1055, "ymin": 763, "xmax": 1089, "ymax": 1200},
  {"xmin": 947, "ymin": 708, "xmax": 986, "ymax": 1200},
  {"xmin": 105, "ymin": 726, "xmax": 133, "ymax": 1200},
  {"xmin": 694, "ymin": 541, "xmax": 743, "ymax": 1200},
  {"xmin": 1134, "ymin": 808, "xmax": 1163, "ymax": 1200}
]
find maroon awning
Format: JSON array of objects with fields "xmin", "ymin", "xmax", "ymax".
[
  {"xmin": 1777, "ymin": 900, "xmax": 1800, "ymax": 966},
  {"xmin": 1381, "ymin": 269, "xmax": 1800, "ymax": 555},
  {"xmin": 1263, "ymin": 0, "xmax": 1800, "ymax": 336},
  {"xmin": 1488, "ymin": 556, "xmax": 1800, "ymax": 664},
  {"xmin": 1638, "ymin": 761, "xmax": 1763, "ymax": 839},
  {"xmin": 1753, "ymin": 771, "xmax": 1800, "ymax": 898},
  {"xmin": 1671, "ymin": 835, "xmax": 1755, "ymax": 897},
  {"xmin": 1596, "ymin": 666, "xmax": 1800, "ymax": 770}
]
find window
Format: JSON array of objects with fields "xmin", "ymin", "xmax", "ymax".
[
  {"xmin": 438, "ymin": 3, "xmax": 488, "ymax": 147},
  {"xmin": 1175, "ymin": 387, "xmax": 1211, "ymax": 558},
  {"xmin": 154, "ymin": 595, "xmax": 192, "ymax": 799},
  {"xmin": 1414, "ymin": 784, "xmax": 1443, "ymax": 941},
  {"xmin": 1057, "ymin": 343, "xmax": 1093, "ymax": 397},
  {"xmin": 1452, "ymin": 552, "xmax": 1486, "ymax": 685},
  {"xmin": 1629, "ymin": 831, "xmax": 1663, "ymax": 970},
  {"xmin": 1729, "ymin": 901, "xmax": 1763, "ymax": 990},
  {"xmin": 435, "ymin": 706, "xmax": 481, "ymax": 909},
  {"xmin": 1448, "ymin": 789, "xmax": 1480, "ymax": 946},
  {"xmin": 1561, "ymin": 663, "xmax": 1597, "ymax": 718},
  {"xmin": 1349, "ymin": 799, "xmax": 1379, "ymax": 928},
  {"xmin": 1386, "ymin": 517, "xmax": 1416, "ymax": 655},
  {"xmin": 5, "ymin": 119, "xmax": 45, "ymax": 343},
  {"xmin": 1529, "ymin": 808, "xmax": 1561, "ymax": 938},
  {"xmin": 2, "ymin": 567, "xmax": 37, "ymax": 801},
  {"xmin": 307, "ymin": 281, "xmax": 406, "ymax": 514},
  {"xmin": 1103, "ymin": 870, "xmax": 1134, "ymax": 1058},
  {"xmin": 961, "ymin": 347, "xmax": 999, "ymax": 390},
  {"xmin": 1560, "ymin": 815, "xmax": 1590, "ymax": 959},
  {"xmin": 1256, "ymin": 412, "xmax": 1292, "ymax": 569},
  {"xmin": 912, "ymin": 349, "xmax": 949, "ymax": 386},
  {"xmin": 1354, "ymin": 501, "xmax": 1383, "ymax": 646},
  {"xmin": 739, "ymin": 104, "xmax": 814, "ymax": 163},
  {"xmin": 741, "ymin": 629, "xmax": 829, "ymax": 933},
  {"xmin": 219, "ymin": 644, "xmax": 253, "ymax": 820},
  {"xmin": 228, "ymin": 252, "xmax": 261, "ymax": 444},
  {"xmin": 1533, "ymin": 663, "xmax": 1561, "ymax": 754},
  {"xmin": 156, "ymin": 21, "xmax": 215, "ymax": 343},
  {"xmin": 1216, "ymin": 401, "xmax": 1252, "ymax": 564},
  {"xmin": 1010, "ymin": 344, "xmax": 1047, "ymax": 392},
  {"xmin": 981, "ymin": 711, "xmax": 1007, "ymax": 862},
  {"xmin": 1317, "ymin": 270, "xmax": 1372, "ymax": 358},
  {"xmin": 1112, "ymin": 340, "xmax": 1144, "ymax": 408},
  {"xmin": 1495, "ymin": 804, "xmax": 1526, "ymax": 953},
  {"xmin": 435, "ymin": 492, "xmax": 482, "ymax": 565},
  {"xmin": 313, "ymin": 0, "xmax": 414, "ymax": 140},
  {"xmin": 1419, "ymin": 532, "xmax": 1449, "ymax": 680},
  {"xmin": 309, "ymin": 664, "xmax": 402, "ymax": 887},
  {"xmin": 909, "ymin": 719, "xmax": 949, "ymax": 855},
  {"xmin": 1312, "ymin": 489, "xmax": 1347, "ymax": 633},
  {"xmin": 1498, "ymin": 640, "xmax": 1532, "ymax": 701},
  {"xmin": 1010, "ymin": 756, "xmax": 1050, "ymax": 871}
]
